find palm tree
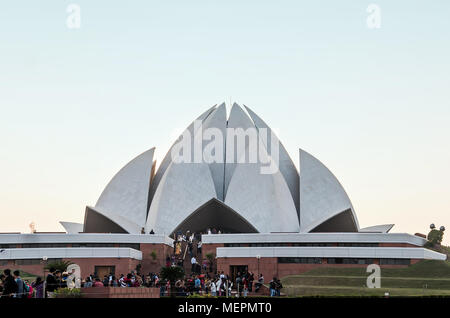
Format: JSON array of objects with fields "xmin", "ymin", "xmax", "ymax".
[{"xmin": 44, "ymin": 260, "xmax": 73, "ymax": 272}]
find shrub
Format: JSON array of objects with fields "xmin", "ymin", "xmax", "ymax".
[
  {"xmin": 160, "ymin": 265, "xmax": 185, "ymax": 282},
  {"xmin": 54, "ymin": 288, "xmax": 82, "ymax": 298},
  {"xmin": 187, "ymin": 293, "xmax": 217, "ymax": 298},
  {"xmin": 160, "ymin": 265, "xmax": 185, "ymax": 297},
  {"xmin": 427, "ymin": 229, "xmax": 444, "ymax": 246}
]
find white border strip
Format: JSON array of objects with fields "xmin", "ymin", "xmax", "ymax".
[
  {"xmin": 216, "ymin": 246, "xmax": 446, "ymax": 261},
  {"xmin": 0, "ymin": 247, "xmax": 142, "ymax": 260},
  {"xmin": 202, "ymin": 233, "xmax": 426, "ymax": 246},
  {"xmin": 0, "ymin": 233, "xmax": 173, "ymax": 246}
]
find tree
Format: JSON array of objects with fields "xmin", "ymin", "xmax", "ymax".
[
  {"xmin": 206, "ymin": 253, "xmax": 215, "ymax": 273},
  {"xmin": 150, "ymin": 251, "xmax": 157, "ymax": 262},
  {"xmin": 44, "ymin": 260, "xmax": 73, "ymax": 272},
  {"xmin": 135, "ymin": 264, "xmax": 142, "ymax": 275},
  {"xmin": 160, "ymin": 266, "xmax": 185, "ymax": 297}
]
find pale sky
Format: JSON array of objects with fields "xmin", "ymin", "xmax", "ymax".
[{"xmin": 0, "ymin": 1, "xmax": 449, "ymax": 244}]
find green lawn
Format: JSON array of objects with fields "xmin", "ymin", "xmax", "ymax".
[
  {"xmin": 281, "ymin": 260, "xmax": 450, "ymax": 297},
  {"xmin": 283, "ymin": 285, "xmax": 450, "ymax": 297},
  {"xmin": 19, "ymin": 271, "xmax": 39, "ymax": 283},
  {"xmin": 297, "ymin": 260, "xmax": 450, "ymax": 278},
  {"xmin": 0, "ymin": 268, "xmax": 39, "ymax": 282}
]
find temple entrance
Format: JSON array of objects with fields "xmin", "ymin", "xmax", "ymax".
[
  {"xmin": 230, "ymin": 265, "xmax": 248, "ymax": 284},
  {"xmin": 95, "ymin": 265, "xmax": 115, "ymax": 279},
  {"xmin": 171, "ymin": 198, "xmax": 258, "ymax": 236}
]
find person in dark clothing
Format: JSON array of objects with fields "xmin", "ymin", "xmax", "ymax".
[
  {"xmin": 102, "ymin": 275, "xmax": 109, "ymax": 287},
  {"xmin": 13, "ymin": 270, "xmax": 25, "ymax": 298},
  {"xmin": 0, "ymin": 274, "xmax": 4, "ymax": 294},
  {"xmin": 235, "ymin": 272, "xmax": 242, "ymax": 297},
  {"xmin": 275, "ymin": 278, "xmax": 283, "ymax": 296},
  {"xmin": 248, "ymin": 272, "xmax": 254, "ymax": 292},
  {"xmin": 269, "ymin": 277, "xmax": 277, "ymax": 297},
  {"xmin": 46, "ymin": 267, "xmax": 58, "ymax": 296},
  {"xmin": 2, "ymin": 269, "xmax": 18, "ymax": 298},
  {"xmin": 54, "ymin": 270, "xmax": 63, "ymax": 289},
  {"xmin": 32, "ymin": 277, "xmax": 44, "ymax": 298}
]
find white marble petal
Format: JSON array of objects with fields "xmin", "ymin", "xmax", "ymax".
[
  {"xmin": 59, "ymin": 222, "xmax": 83, "ymax": 234},
  {"xmin": 145, "ymin": 161, "xmax": 217, "ymax": 235},
  {"xmin": 200, "ymin": 103, "xmax": 227, "ymax": 201},
  {"xmin": 225, "ymin": 144, "xmax": 300, "ymax": 233},
  {"xmin": 147, "ymin": 105, "xmax": 217, "ymax": 209},
  {"xmin": 244, "ymin": 104, "xmax": 300, "ymax": 215},
  {"xmin": 85, "ymin": 206, "xmax": 143, "ymax": 234},
  {"xmin": 94, "ymin": 148, "xmax": 155, "ymax": 232},
  {"xmin": 224, "ymin": 103, "xmax": 257, "ymax": 198},
  {"xmin": 360, "ymin": 224, "xmax": 394, "ymax": 233},
  {"xmin": 299, "ymin": 149, "xmax": 359, "ymax": 233}
]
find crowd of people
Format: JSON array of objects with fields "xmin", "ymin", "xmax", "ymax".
[
  {"xmin": 0, "ymin": 266, "xmax": 86, "ymax": 298},
  {"xmin": 0, "ymin": 267, "xmax": 164, "ymax": 298},
  {"xmin": 82, "ymin": 270, "xmax": 282, "ymax": 298},
  {"xmin": 84, "ymin": 272, "xmax": 160, "ymax": 289},
  {"xmin": 169, "ymin": 229, "xmax": 283, "ymax": 296},
  {"xmin": 268, "ymin": 277, "xmax": 283, "ymax": 297},
  {"xmin": 1, "ymin": 229, "xmax": 283, "ymax": 298},
  {"xmin": 169, "ymin": 271, "xmax": 282, "ymax": 297},
  {"xmin": 1, "ymin": 266, "xmax": 283, "ymax": 298},
  {"xmin": 0, "ymin": 269, "xmax": 42, "ymax": 298}
]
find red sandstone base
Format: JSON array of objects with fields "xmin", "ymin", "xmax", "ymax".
[{"xmin": 81, "ymin": 287, "xmax": 160, "ymax": 298}]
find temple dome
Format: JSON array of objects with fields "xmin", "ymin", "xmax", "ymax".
[{"xmin": 82, "ymin": 103, "xmax": 359, "ymax": 235}]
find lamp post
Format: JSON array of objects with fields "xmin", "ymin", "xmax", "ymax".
[
  {"xmin": 256, "ymin": 255, "xmax": 261, "ymax": 277},
  {"xmin": 42, "ymin": 256, "xmax": 48, "ymax": 298}
]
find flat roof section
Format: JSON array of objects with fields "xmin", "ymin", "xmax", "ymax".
[
  {"xmin": 0, "ymin": 233, "xmax": 173, "ymax": 246},
  {"xmin": 201, "ymin": 233, "xmax": 427, "ymax": 246},
  {"xmin": 0, "ymin": 247, "xmax": 142, "ymax": 260},
  {"xmin": 216, "ymin": 246, "xmax": 447, "ymax": 261}
]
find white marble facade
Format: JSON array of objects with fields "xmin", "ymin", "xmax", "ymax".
[{"xmin": 81, "ymin": 104, "xmax": 366, "ymax": 235}]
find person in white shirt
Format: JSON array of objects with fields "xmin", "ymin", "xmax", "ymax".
[
  {"xmin": 191, "ymin": 256, "xmax": 197, "ymax": 273},
  {"xmin": 119, "ymin": 275, "xmax": 126, "ymax": 287},
  {"xmin": 216, "ymin": 279, "xmax": 222, "ymax": 296},
  {"xmin": 210, "ymin": 279, "xmax": 217, "ymax": 296},
  {"xmin": 197, "ymin": 241, "xmax": 202, "ymax": 254}
]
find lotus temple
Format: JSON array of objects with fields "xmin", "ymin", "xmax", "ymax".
[{"xmin": 0, "ymin": 103, "xmax": 446, "ymax": 280}]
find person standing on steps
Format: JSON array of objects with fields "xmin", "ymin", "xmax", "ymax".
[
  {"xmin": 191, "ymin": 256, "xmax": 197, "ymax": 273},
  {"xmin": 255, "ymin": 273, "xmax": 264, "ymax": 293}
]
